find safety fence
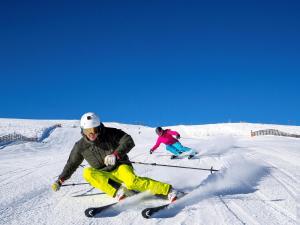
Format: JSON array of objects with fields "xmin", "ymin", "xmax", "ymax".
[
  {"xmin": 0, "ymin": 133, "xmax": 38, "ymax": 143},
  {"xmin": 0, "ymin": 124, "xmax": 61, "ymax": 148},
  {"xmin": 251, "ymin": 129, "xmax": 300, "ymax": 138}
]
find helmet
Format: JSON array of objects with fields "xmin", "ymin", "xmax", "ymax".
[
  {"xmin": 80, "ymin": 112, "xmax": 100, "ymax": 129},
  {"xmin": 155, "ymin": 127, "xmax": 163, "ymax": 135}
]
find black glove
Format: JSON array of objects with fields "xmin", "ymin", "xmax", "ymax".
[{"xmin": 176, "ymin": 134, "xmax": 180, "ymax": 139}]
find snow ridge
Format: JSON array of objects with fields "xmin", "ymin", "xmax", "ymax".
[
  {"xmin": 0, "ymin": 124, "xmax": 61, "ymax": 149},
  {"xmin": 0, "ymin": 119, "xmax": 299, "ymax": 225}
]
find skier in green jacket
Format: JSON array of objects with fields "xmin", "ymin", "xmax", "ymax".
[{"xmin": 51, "ymin": 112, "xmax": 178, "ymax": 201}]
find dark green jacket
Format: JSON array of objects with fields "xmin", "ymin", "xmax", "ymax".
[{"xmin": 59, "ymin": 123, "xmax": 135, "ymax": 181}]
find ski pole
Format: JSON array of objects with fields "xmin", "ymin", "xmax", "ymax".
[
  {"xmin": 61, "ymin": 182, "xmax": 90, "ymax": 187},
  {"xmin": 121, "ymin": 161, "xmax": 219, "ymax": 174}
]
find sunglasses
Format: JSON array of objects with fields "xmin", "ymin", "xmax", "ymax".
[
  {"xmin": 83, "ymin": 127, "xmax": 98, "ymax": 135},
  {"xmin": 157, "ymin": 130, "xmax": 164, "ymax": 136}
]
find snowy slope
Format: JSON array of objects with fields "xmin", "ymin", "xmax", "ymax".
[{"xmin": 0, "ymin": 119, "xmax": 299, "ymax": 225}]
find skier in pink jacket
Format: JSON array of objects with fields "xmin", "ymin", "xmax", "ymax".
[{"xmin": 150, "ymin": 127, "xmax": 197, "ymax": 159}]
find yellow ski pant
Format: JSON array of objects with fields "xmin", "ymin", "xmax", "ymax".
[{"xmin": 83, "ymin": 164, "xmax": 171, "ymax": 197}]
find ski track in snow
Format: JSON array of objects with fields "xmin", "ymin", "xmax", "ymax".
[{"xmin": 0, "ymin": 120, "xmax": 299, "ymax": 225}]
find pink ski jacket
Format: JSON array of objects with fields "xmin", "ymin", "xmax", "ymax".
[{"xmin": 150, "ymin": 129, "xmax": 180, "ymax": 152}]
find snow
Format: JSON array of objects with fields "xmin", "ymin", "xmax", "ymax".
[{"xmin": 0, "ymin": 119, "xmax": 299, "ymax": 225}]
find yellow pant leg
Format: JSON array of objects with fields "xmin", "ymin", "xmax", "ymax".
[
  {"xmin": 112, "ymin": 164, "xmax": 171, "ymax": 196},
  {"xmin": 82, "ymin": 167, "xmax": 121, "ymax": 197}
]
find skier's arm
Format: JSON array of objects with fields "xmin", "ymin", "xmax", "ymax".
[
  {"xmin": 114, "ymin": 132, "xmax": 135, "ymax": 158},
  {"xmin": 167, "ymin": 130, "xmax": 180, "ymax": 136},
  {"xmin": 58, "ymin": 143, "xmax": 84, "ymax": 181},
  {"xmin": 150, "ymin": 138, "xmax": 162, "ymax": 152}
]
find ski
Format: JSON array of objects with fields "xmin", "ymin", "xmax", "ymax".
[
  {"xmin": 85, "ymin": 190, "xmax": 139, "ymax": 217},
  {"xmin": 170, "ymin": 152, "xmax": 198, "ymax": 160},
  {"xmin": 141, "ymin": 192, "xmax": 188, "ymax": 219},
  {"xmin": 85, "ymin": 202, "xmax": 118, "ymax": 217},
  {"xmin": 73, "ymin": 192, "xmax": 103, "ymax": 198},
  {"xmin": 187, "ymin": 153, "xmax": 197, "ymax": 159},
  {"xmin": 142, "ymin": 203, "xmax": 170, "ymax": 218}
]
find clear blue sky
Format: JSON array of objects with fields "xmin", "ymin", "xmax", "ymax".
[{"xmin": 1, "ymin": 0, "xmax": 299, "ymax": 126}]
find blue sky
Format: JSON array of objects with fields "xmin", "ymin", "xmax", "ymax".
[{"xmin": 0, "ymin": 0, "xmax": 299, "ymax": 126}]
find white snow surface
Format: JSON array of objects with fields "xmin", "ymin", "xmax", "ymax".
[{"xmin": 0, "ymin": 119, "xmax": 299, "ymax": 225}]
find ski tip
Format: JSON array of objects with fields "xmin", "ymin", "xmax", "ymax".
[
  {"xmin": 85, "ymin": 208, "xmax": 95, "ymax": 217},
  {"xmin": 141, "ymin": 208, "xmax": 152, "ymax": 219}
]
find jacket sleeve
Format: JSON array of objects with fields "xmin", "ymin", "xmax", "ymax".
[
  {"xmin": 114, "ymin": 131, "xmax": 135, "ymax": 158},
  {"xmin": 58, "ymin": 142, "xmax": 84, "ymax": 181},
  {"xmin": 167, "ymin": 130, "xmax": 180, "ymax": 136},
  {"xmin": 150, "ymin": 138, "xmax": 162, "ymax": 151}
]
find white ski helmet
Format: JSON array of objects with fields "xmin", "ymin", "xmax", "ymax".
[{"xmin": 80, "ymin": 112, "xmax": 101, "ymax": 129}]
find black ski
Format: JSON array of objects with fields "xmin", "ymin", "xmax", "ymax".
[
  {"xmin": 85, "ymin": 202, "xmax": 118, "ymax": 217},
  {"xmin": 142, "ymin": 192, "xmax": 188, "ymax": 219},
  {"xmin": 170, "ymin": 152, "xmax": 198, "ymax": 160},
  {"xmin": 187, "ymin": 153, "xmax": 197, "ymax": 159},
  {"xmin": 142, "ymin": 203, "xmax": 170, "ymax": 218},
  {"xmin": 84, "ymin": 190, "xmax": 139, "ymax": 217}
]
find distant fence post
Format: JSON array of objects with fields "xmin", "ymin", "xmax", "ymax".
[
  {"xmin": 250, "ymin": 129, "xmax": 300, "ymax": 138},
  {"xmin": 0, "ymin": 123, "xmax": 62, "ymax": 148}
]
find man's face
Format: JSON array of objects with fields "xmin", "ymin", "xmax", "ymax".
[{"xmin": 83, "ymin": 127, "xmax": 98, "ymax": 141}]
